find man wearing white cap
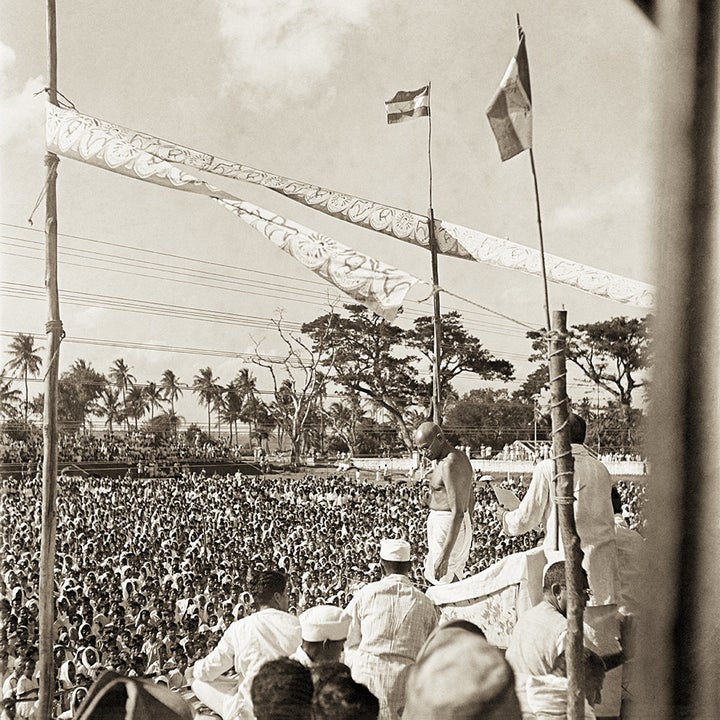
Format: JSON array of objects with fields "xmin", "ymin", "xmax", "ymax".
[
  {"xmin": 290, "ymin": 605, "xmax": 350, "ymax": 667},
  {"xmin": 343, "ymin": 539, "xmax": 439, "ymax": 720}
]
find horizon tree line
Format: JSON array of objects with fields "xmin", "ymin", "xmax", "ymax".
[{"xmin": 0, "ymin": 311, "xmax": 651, "ymax": 460}]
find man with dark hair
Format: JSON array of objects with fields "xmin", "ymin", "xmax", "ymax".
[
  {"xmin": 497, "ymin": 412, "xmax": 619, "ymax": 604},
  {"xmin": 191, "ymin": 570, "xmax": 301, "ymax": 720},
  {"xmin": 413, "ymin": 421, "xmax": 474, "ymax": 585},
  {"xmin": 505, "ymin": 561, "xmax": 627, "ymax": 718},
  {"xmin": 250, "ymin": 658, "xmax": 313, "ymax": 720},
  {"xmin": 343, "ymin": 539, "xmax": 438, "ymax": 720},
  {"xmin": 313, "ymin": 673, "xmax": 379, "ymax": 720}
]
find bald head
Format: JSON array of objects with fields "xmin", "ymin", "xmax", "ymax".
[{"xmin": 414, "ymin": 422, "xmax": 441, "ymax": 446}]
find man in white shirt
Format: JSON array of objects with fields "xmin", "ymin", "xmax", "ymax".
[
  {"xmin": 497, "ymin": 414, "xmax": 619, "ymax": 605},
  {"xmin": 343, "ymin": 539, "xmax": 439, "ymax": 720},
  {"xmin": 191, "ymin": 570, "xmax": 301, "ymax": 720}
]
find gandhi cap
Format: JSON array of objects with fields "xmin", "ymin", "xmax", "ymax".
[
  {"xmin": 380, "ymin": 538, "xmax": 411, "ymax": 562},
  {"xmin": 299, "ymin": 605, "xmax": 349, "ymax": 642}
]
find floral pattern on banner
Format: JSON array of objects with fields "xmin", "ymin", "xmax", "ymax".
[
  {"xmin": 218, "ymin": 199, "xmax": 418, "ymax": 321},
  {"xmin": 47, "ymin": 105, "xmax": 655, "ymax": 309},
  {"xmin": 45, "ymin": 104, "xmax": 418, "ymax": 322},
  {"xmin": 439, "ymin": 583, "xmax": 520, "ymax": 649}
]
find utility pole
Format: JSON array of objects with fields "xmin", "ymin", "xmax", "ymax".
[{"xmin": 38, "ymin": 1, "xmax": 62, "ymax": 717}]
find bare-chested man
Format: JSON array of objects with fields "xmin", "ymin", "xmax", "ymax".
[{"xmin": 413, "ymin": 421, "xmax": 475, "ymax": 585}]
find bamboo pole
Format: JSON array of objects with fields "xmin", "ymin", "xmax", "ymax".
[
  {"xmin": 38, "ymin": 0, "xmax": 61, "ymax": 717},
  {"xmin": 428, "ymin": 205, "xmax": 442, "ymax": 425},
  {"xmin": 549, "ymin": 309, "xmax": 584, "ymax": 719},
  {"xmin": 426, "ymin": 81, "xmax": 442, "ymax": 425}
]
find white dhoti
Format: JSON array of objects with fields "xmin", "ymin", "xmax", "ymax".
[{"xmin": 424, "ymin": 510, "xmax": 472, "ymax": 585}]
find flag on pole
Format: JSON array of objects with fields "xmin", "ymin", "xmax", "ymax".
[
  {"xmin": 486, "ymin": 33, "xmax": 532, "ymax": 161},
  {"xmin": 385, "ymin": 86, "xmax": 430, "ymax": 124}
]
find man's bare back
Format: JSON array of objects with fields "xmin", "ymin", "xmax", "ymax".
[{"xmin": 427, "ymin": 450, "xmax": 474, "ymax": 512}]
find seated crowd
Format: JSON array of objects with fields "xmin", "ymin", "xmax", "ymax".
[{"xmin": 0, "ymin": 469, "xmax": 647, "ymax": 718}]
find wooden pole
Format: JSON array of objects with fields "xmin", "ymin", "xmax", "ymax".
[
  {"xmin": 38, "ymin": 1, "xmax": 61, "ymax": 717},
  {"xmin": 549, "ymin": 309, "xmax": 584, "ymax": 719},
  {"xmin": 426, "ymin": 82, "xmax": 442, "ymax": 425}
]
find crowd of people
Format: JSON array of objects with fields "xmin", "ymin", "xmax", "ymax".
[
  {"xmin": 0, "ymin": 431, "xmax": 247, "ymax": 468},
  {"xmin": 0, "ymin": 448, "xmax": 647, "ymax": 718}
]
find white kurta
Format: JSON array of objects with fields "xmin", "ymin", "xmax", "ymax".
[
  {"xmin": 502, "ymin": 444, "xmax": 619, "ymax": 605},
  {"xmin": 344, "ymin": 574, "xmax": 439, "ymax": 720},
  {"xmin": 192, "ymin": 608, "xmax": 301, "ymax": 720}
]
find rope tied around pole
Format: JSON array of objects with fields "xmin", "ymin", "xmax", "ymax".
[
  {"xmin": 42, "ymin": 321, "xmax": 65, "ymax": 381},
  {"xmin": 33, "ymin": 86, "xmax": 77, "ymax": 109}
]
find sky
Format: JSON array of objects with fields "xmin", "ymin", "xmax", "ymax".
[{"xmin": 0, "ymin": 0, "xmax": 657, "ymax": 429}]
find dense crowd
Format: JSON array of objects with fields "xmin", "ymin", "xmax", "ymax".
[
  {"xmin": 0, "ymin": 431, "xmax": 246, "ymax": 472},
  {"xmin": 0, "ymin": 467, "xmax": 647, "ymax": 718}
]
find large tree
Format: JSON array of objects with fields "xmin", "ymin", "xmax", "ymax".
[
  {"xmin": 255, "ymin": 315, "xmax": 330, "ymax": 467},
  {"xmin": 405, "ymin": 311, "xmax": 514, "ymax": 414},
  {"xmin": 301, "ymin": 304, "xmax": 421, "ymax": 450},
  {"xmin": 325, "ymin": 395, "xmax": 367, "ymax": 457},
  {"xmin": 192, "ymin": 367, "xmax": 220, "ymax": 437},
  {"xmin": 444, "ymin": 387, "xmax": 535, "ymax": 452},
  {"xmin": 220, "ymin": 381, "xmax": 244, "ymax": 445},
  {"xmin": 144, "ymin": 382, "xmax": 164, "ymax": 424},
  {"xmin": 528, "ymin": 315, "xmax": 651, "ymax": 413},
  {"xmin": 0, "ymin": 380, "xmax": 22, "ymax": 420},
  {"xmin": 235, "ymin": 368, "xmax": 259, "ymax": 447},
  {"xmin": 108, "ymin": 358, "xmax": 135, "ymax": 432},
  {"xmin": 159, "ymin": 369, "xmax": 183, "ymax": 417},
  {"xmin": 124, "ymin": 383, "xmax": 149, "ymax": 430},
  {"xmin": 91, "ymin": 387, "xmax": 123, "ymax": 434},
  {"xmin": 4, "ymin": 333, "xmax": 43, "ymax": 422},
  {"xmin": 58, "ymin": 359, "xmax": 106, "ymax": 431}
]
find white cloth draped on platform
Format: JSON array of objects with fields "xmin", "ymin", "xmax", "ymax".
[
  {"xmin": 47, "ymin": 104, "xmax": 655, "ymax": 309},
  {"xmin": 45, "ymin": 103, "xmax": 419, "ymax": 322}
]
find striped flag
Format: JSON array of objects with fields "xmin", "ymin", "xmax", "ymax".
[
  {"xmin": 385, "ymin": 86, "xmax": 430, "ymax": 124},
  {"xmin": 486, "ymin": 34, "xmax": 532, "ymax": 161}
]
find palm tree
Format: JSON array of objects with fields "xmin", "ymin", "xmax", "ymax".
[
  {"xmin": 4, "ymin": 333, "xmax": 42, "ymax": 422},
  {"xmin": 92, "ymin": 387, "xmax": 123, "ymax": 434},
  {"xmin": 0, "ymin": 380, "xmax": 22, "ymax": 419},
  {"xmin": 124, "ymin": 383, "xmax": 148, "ymax": 430},
  {"xmin": 235, "ymin": 368, "xmax": 258, "ymax": 447},
  {"xmin": 144, "ymin": 381, "xmax": 164, "ymax": 424},
  {"xmin": 109, "ymin": 359, "xmax": 135, "ymax": 432},
  {"xmin": 220, "ymin": 383, "xmax": 244, "ymax": 445},
  {"xmin": 160, "ymin": 370, "xmax": 183, "ymax": 416},
  {"xmin": 192, "ymin": 367, "xmax": 219, "ymax": 437}
]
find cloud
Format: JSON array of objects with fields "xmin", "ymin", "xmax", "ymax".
[
  {"xmin": 213, "ymin": 0, "xmax": 376, "ymax": 97},
  {"xmin": 0, "ymin": 40, "xmax": 45, "ymax": 148},
  {"xmin": 551, "ymin": 175, "xmax": 648, "ymax": 231}
]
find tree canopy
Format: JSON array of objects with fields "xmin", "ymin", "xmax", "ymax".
[{"xmin": 528, "ymin": 315, "xmax": 651, "ymax": 410}]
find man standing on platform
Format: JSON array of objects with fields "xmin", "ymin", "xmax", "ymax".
[
  {"xmin": 496, "ymin": 413, "xmax": 618, "ymax": 605},
  {"xmin": 413, "ymin": 421, "xmax": 475, "ymax": 585},
  {"xmin": 191, "ymin": 569, "xmax": 301, "ymax": 720},
  {"xmin": 343, "ymin": 539, "xmax": 438, "ymax": 720}
]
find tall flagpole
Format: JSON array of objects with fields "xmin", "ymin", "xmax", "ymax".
[
  {"xmin": 517, "ymin": 14, "xmax": 552, "ymax": 334},
  {"xmin": 39, "ymin": 0, "xmax": 62, "ymax": 716},
  {"xmin": 427, "ymin": 82, "xmax": 443, "ymax": 425}
]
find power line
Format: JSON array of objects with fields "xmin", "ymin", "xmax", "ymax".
[{"xmin": 0, "ymin": 222, "xmax": 538, "ymax": 337}]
